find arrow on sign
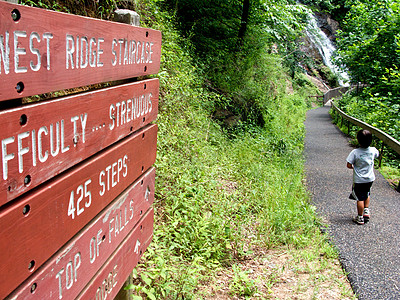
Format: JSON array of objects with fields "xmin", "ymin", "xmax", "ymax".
[{"xmin": 134, "ymin": 239, "xmax": 141, "ymax": 254}]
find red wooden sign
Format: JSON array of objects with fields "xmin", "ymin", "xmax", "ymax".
[
  {"xmin": 0, "ymin": 124, "xmax": 157, "ymax": 299},
  {"xmin": 0, "ymin": 78, "xmax": 159, "ymax": 205},
  {"xmin": 6, "ymin": 168, "xmax": 154, "ymax": 299},
  {"xmin": 0, "ymin": 1, "xmax": 162, "ymax": 101},
  {"xmin": 77, "ymin": 209, "xmax": 153, "ymax": 300}
]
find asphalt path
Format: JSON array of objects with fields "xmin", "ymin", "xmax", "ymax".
[{"xmin": 304, "ymin": 106, "xmax": 400, "ymax": 299}]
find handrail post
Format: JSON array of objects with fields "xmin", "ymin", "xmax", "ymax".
[
  {"xmin": 347, "ymin": 120, "xmax": 350, "ymax": 135},
  {"xmin": 329, "ymin": 100, "xmax": 400, "ymax": 193},
  {"xmin": 378, "ymin": 142, "xmax": 384, "ymax": 168}
]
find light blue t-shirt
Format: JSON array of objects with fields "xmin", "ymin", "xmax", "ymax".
[{"xmin": 346, "ymin": 147, "xmax": 379, "ymax": 183}]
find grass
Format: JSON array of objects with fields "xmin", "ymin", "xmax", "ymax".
[
  {"xmin": 123, "ymin": 2, "xmax": 355, "ymax": 298},
  {"xmin": 121, "ymin": 3, "xmax": 354, "ymax": 299},
  {"xmin": 19, "ymin": 0, "xmax": 354, "ymax": 298}
]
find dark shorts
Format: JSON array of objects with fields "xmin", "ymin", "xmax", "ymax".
[{"xmin": 349, "ymin": 182, "xmax": 373, "ymax": 201}]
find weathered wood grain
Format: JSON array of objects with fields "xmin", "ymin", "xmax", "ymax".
[
  {"xmin": 6, "ymin": 168, "xmax": 154, "ymax": 299},
  {"xmin": 77, "ymin": 209, "xmax": 154, "ymax": 300},
  {"xmin": 0, "ymin": 124, "xmax": 157, "ymax": 299},
  {"xmin": 0, "ymin": 79, "xmax": 159, "ymax": 205},
  {"xmin": 0, "ymin": 1, "xmax": 162, "ymax": 101}
]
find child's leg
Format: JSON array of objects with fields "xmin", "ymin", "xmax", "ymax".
[
  {"xmin": 364, "ymin": 196, "xmax": 370, "ymax": 209},
  {"xmin": 357, "ymin": 200, "xmax": 364, "ymax": 216}
]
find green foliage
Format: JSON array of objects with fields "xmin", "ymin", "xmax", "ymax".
[
  {"xmin": 336, "ymin": 92, "xmax": 400, "ymax": 168},
  {"xmin": 20, "ymin": 0, "xmax": 135, "ymax": 18},
  {"xmin": 117, "ymin": 0, "xmax": 333, "ymax": 297},
  {"xmin": 336, "ymin": 0, "xmax": 400, "ymax": 92},
  {"xmin": 300, "ymin": 0, "xmax": 336, "ymax": 11},
  {"xmin": 19, "ymin": 0, "xmax": 345, "ymax": 297},
  {"xmin": 333, "ymin": 0, "xmax": 400, "ymax": 173},
  {"xmin": 229, "ymin": 264, "xmax": 258, "ymax": 298}
]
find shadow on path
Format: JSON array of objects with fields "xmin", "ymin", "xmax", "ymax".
[{"xmin": 305, "ymin": 106, "xmax": 400, "ymax": 300}]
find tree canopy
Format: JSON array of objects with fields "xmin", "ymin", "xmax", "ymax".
[{"xmin": 335, "ymin": 0, "xmax": 400, "ymax": 97}]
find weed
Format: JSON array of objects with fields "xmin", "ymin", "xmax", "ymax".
[{"xmin": 229, "ymin": 264, "xmax": 259, "ymax": 298}]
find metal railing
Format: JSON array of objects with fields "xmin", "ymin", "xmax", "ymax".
[
  {"xmin": 328, "ymin": 96, "xmax": 400, "ymax": 192},
  {"xmin": 323, "ymin": 86, "xmax": 351, "ymax": 105}
]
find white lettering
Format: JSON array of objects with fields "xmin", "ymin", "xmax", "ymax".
[
  {"xmin": 29, "ymin": 32, "xmax": 41, "ymax": 71},
  {"xmin": 1, "ymin": 117, "xmax": 76, "ymax": 179},
  {"xmin": 56, "ymin": 252, "xmax": 81, "ymax": 299},
  {"xmin": 148, "ymin": 42, "xmax": 153, "ymax": 63},
  {"xmin": 80, "ymin": 113, "xmax": 87, "ymax": 143},
  {"xmin": 97, "ymin": 38, "xmax": 104, "ymax": 67},
  {"xmin": 99, "ymin": 155, "xmax": 128, "ymax": 196},
  {"xmin": 95, "ymin": 265, "xmax": 118, "ymax": 300},
  {"xmin": 74, "ymin": 252, "xmax": 81, "ymax": 282},
  {"xmin": 50, "ymin": 123, "xmax": 60, "ymax": 157},
  {"xmin": 110, "ymin": 39, "xmax": 154, "ymax": 67},
  {"xmin": 61, "ymin": 119, "xmax": 70, "ymax": 153},
  {"xmin": 109, "ymin": 104, "xmax": 115, "ymax": 130},
  {"xmin": 56, "ymin": 268, "xmax": 64, "ymax": 299},
  {"xmin": 75, "ymin": 36, "xmax": 79, "ymax": 69},
  {"xmin": 38, "ymin": 126, "xmax": 49, "ymax": 163},
  {"xmin": 14, "ymin": 31, "xmax": 28, "ymax": 73},
  {"xmin": 32, "ymin": 129, "xmax": 36, "ymax": 167},
  {"xmin": 109, "ymin": 218, "xmax": 114, "ymax": 243},
  {"xmin": 111, "ymin": 39, "xmax": 117, "ymax": 66},
  {"xmin": 118, "ymin": 39, "xmax": 124, "ymax": 65},
  {"xmin": 42, "ymin": 32, "xmax": 53, "ymax": 70},
  {"xmin": 80, "ymin": 36, "xmax": 88, "ymax": 69},
  {"xmin": 17, "ymin": 132, "xmax": 30, "ymax": 174},
  {"xmin": 66, "ymin": 34, "xmax": 75, "ymax": 69},
  {"xmin": 99, "ymin": 170, "xmax": 106, "ymax": 196},
  {"xmin": 90, "ymin": 236, "xmax": 96, "ymax": 263},
  {"xmin": 2, "ymin": 137, "xmax": 14, "ymax": 180},
  {"xmin": 68, "ymin": 179, "xmax": 91, "ymax": 219},
  {"xmin": 89, "ymin": 37, "xmax": 96, "ymax": 67},
  {"xmin": 0, "ymin": 31, "xmax": 10, "ymax": 74}
]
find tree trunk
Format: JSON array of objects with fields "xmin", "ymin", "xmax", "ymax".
[{"xmin": 238, "ymin": 0, "xmax": 250, "ymax": 46}]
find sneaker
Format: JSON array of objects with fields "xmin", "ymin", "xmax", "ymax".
[
  {"xmin": 353, "ymin": 215, "xmax": 364, "ymax": 225},
  {"xmin": 363, "ymin": 208, "xmax": 370, "ymax": 222}
]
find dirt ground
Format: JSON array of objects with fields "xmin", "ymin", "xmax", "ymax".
[{"xmin": 198, "ymin": 245, "xmax": 355, "ymax": 299}]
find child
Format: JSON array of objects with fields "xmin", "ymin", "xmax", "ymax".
[{"xmin": 346, "ymin": 129, "xmax": 379, "ymax": 225}]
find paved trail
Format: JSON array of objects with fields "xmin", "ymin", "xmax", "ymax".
[{"xmin": 304, "ymin": 106, "xmax": 400, "ymax": 300}]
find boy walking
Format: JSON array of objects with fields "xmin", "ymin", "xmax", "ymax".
[{"xmin": 346, "ymin": 129, "xmax": 379, "ymax": 225}]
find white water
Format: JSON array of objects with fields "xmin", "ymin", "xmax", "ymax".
[{"xmin": 305, "ymin": 11, "xmax": 350, "ymax": 86}]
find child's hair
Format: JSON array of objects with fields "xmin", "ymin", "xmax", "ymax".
[{"xmin": 357, "ymin": 129, "xmax": 372, "ymax": 148}]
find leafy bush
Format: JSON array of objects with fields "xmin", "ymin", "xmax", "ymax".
[{"xmin": 20, "ymin": 0, "xmax": 343, "ymax": 298}]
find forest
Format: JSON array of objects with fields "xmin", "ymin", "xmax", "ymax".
[{"xmin": 18, "ymin": 0, "xmax": 399, "ymax": 298}]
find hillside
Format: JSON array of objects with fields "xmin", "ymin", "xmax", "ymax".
[{"xmin": 18, "ymin": 0, "xmax": 355, "ymax": 298}]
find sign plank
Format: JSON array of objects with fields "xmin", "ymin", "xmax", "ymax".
[
  {"xmin": 6, "ymin": 169, "xmax": 155, "ymax": 300},
  {"xmin": 0, "ymin": 1, "xmax": 162, "ymax": 101},
  {"xmin": 0, "ymin": 78, "xmax": 159, "ymax": 205},
  {"xmin": 0, "ymin": 124, "xmax": 157, "ymax": 299},
  {"xmin": 77, "ymin": 209, "xmax": 153, "ymax": 300}
]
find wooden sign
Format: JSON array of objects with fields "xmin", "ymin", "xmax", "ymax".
[
  {"xmin": 6, "ymin": 169, "xmax": 154, "ymax": 299},
  {"xmin": 0, "ymin": 124, "xmax": 157, "ymax": 299},
  {"xmin": 0, "ymin": 1, "xmax": 162, "ymax": 101},
  {"xmin": 0, "ymin": 78, "xmax": 159, "ymax": 205},
  {"xmin": 77, "ymin": 209, "xmax": 153, "ymax": 300}
]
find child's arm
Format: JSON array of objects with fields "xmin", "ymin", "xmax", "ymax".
[{"xmin": 347, "ymin": 162, "xmax": 353, "ymax": 169}]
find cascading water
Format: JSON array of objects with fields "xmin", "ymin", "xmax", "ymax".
[{"xmin": 304, "ymin": 10, "xmax": 350, "ymax": 86}]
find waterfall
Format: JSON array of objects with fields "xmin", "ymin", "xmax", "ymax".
[{"xmin": 304, "ymin": 10, "xmax": 349, "ymax": 86}]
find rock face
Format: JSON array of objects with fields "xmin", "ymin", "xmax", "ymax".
[
  {"xmin": 299, "ymin": 10, "xmax": 342, "ymax": 89},
  {"xmin": 301, "ymin": 35, "xmax": 324, "ymax": 64},
  {"xmin": 314, "ymin": 12, "xmax": 340, "ymax": 42}
]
